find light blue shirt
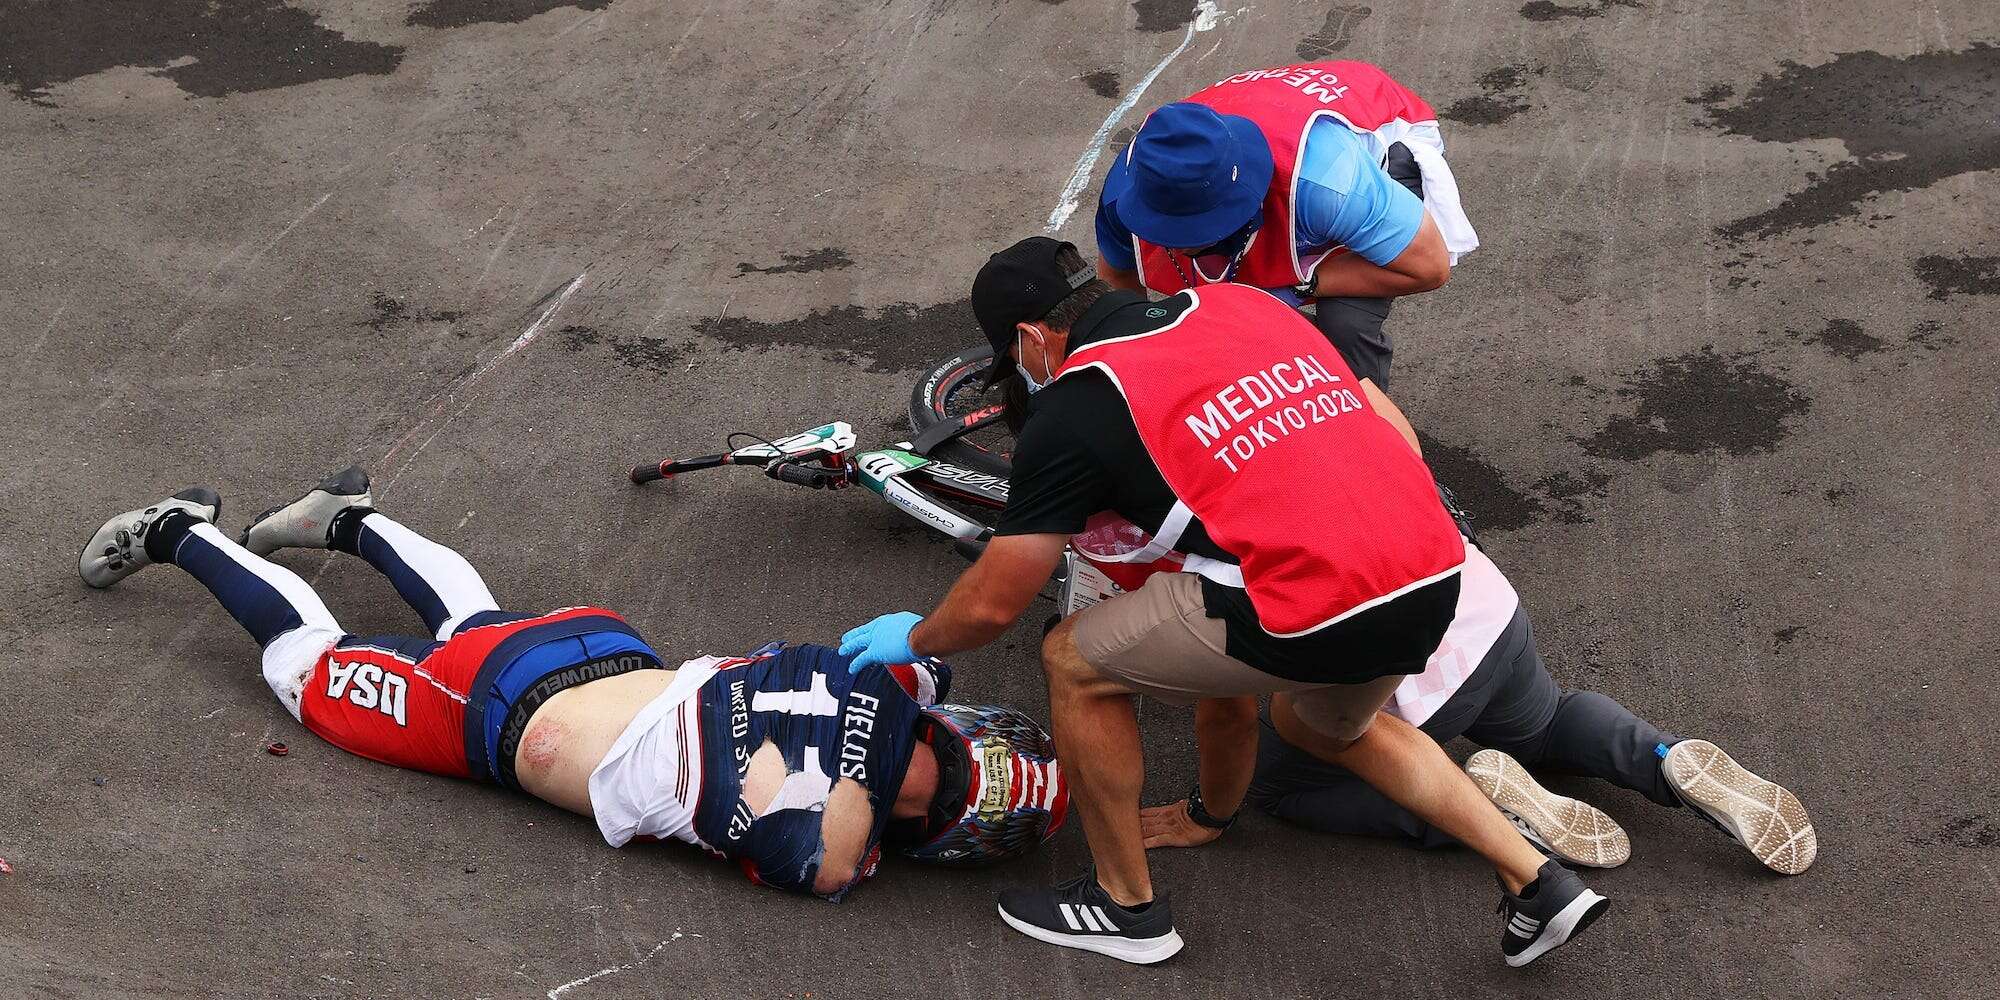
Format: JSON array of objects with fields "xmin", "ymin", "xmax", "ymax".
[{"xmin": 1097, "ymin": 117, "xmax": 1424, "ymax": 277}]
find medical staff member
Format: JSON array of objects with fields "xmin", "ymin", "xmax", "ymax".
[
  {"xmin": 840, "ymin": 237, "xmax": 1609, "ymax": 968},
  {"xmin": 1095, "ymin": 60, "xmax": 1479, "ymax": 388}
]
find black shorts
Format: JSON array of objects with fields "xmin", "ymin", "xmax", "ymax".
[{"xmin": 1311, "ymin": 296, "xmax": 1396, "ymax": 388}]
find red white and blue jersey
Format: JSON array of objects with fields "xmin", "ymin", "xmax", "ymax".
[{"xmin": 587, "ymin": 643, "xmax": 945, "ymax": 899}]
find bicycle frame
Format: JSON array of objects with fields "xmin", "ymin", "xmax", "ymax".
[{"xmin": 629, "ymin": 421, "xmax": 1121, "ymax": 616}]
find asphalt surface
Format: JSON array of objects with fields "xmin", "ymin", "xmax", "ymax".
[{"xmin": 2, "ymin": 2, "xmax": 1996, "ymax": 997}]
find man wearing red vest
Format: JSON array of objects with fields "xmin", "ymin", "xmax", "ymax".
[
  {"xmin": 840, "ymin": 238, "xmax": 1608, "ymax": 967},
  {"xmin": 1094, "ymin": 61, "xmax": 1479, "ymax": 389}
]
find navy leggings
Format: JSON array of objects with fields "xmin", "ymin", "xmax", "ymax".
[{"xmin": 1248, "ymin": 610, "xmax": 1682, "ymax": 847}]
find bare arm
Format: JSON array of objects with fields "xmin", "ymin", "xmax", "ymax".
[
  {"xmin": 908, "ymin": 532, "xmax": 1068, "ymax": 657},
  {"xmin": 1360, "ymin": 378, "xmax": 1421, "ymax": 456},
  {"xmin": 1307, "ymin": 210, "xmax": 1450, "ymax": 299},
  {"xmin": 1137, "ymin": 695, "xmax": 1260, "ymax": 848},
  {"xmin": 1098, "ymin": 258, "xmax": 1145, "ymax": 292}
]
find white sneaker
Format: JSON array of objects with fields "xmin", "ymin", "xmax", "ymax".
[
  {"xmin": 78, "ymin": 488, "xmax": 221, "ymax": 588},
  {"xmin": 1467, "ymin": 748, "xmax": 1631, "ymax": 869},
  {"xmin": 241, "ymin": 465, "xmax": 371, "ymax": 555},
  {"xmin": 1663, "ymin": 739, "xmax": 1817, "ymax": 875}
]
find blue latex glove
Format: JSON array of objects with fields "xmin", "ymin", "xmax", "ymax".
[{"xmin": 839, "ymin": 612, "xmax": 924, "ymax": 673}]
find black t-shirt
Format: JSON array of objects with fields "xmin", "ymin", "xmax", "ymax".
[{"xmin": 994, "ymin": 291, "xmax": 1450, "ymax": 682}]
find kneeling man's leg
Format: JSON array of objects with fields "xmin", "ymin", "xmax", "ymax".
[{"xmin": 1273, "ymin": 688, "xmax": 1547, "ymax": 893}]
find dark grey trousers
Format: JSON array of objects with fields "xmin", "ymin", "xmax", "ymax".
[{"xmin": 1247, "ymin": 608, "xmax": 1683, "ymax": 848}]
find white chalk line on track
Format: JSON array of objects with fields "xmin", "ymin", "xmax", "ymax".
[
  {"xmin": 377, "ymin": 271, "xmax": 588, "ymax": 493},
  {"xmin": 1043, "ymin": 2, "xmax": 1241, "ymax": 234},
  {"xmin": 546, "ymin": 931, "xmax": 696, "ymax": 999}
]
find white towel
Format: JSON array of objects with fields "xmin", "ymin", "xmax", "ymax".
[{"xmin": 1365, "ymin": 119, "xmax": 1480, "ymax": 264}]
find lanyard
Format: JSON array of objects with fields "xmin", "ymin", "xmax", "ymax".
[{"xmin": 1168, "ymin": 239, "xmax": 1250, "ymax": 289}]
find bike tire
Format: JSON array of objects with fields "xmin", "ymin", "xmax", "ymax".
[{"xmin": 908, "ymin": 344, "xmax": 1014, "ymax": 478}]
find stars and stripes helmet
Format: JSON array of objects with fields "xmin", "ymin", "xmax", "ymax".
[{"xmin": 895, "ymin": 703, "xmax": 1068, "ymax": 866}]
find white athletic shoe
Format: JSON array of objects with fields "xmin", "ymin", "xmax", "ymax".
[
  {"xmin": 241, "ymin": 465, "xmax": 372, "ymax": 556},
  {"xmin": 1467, "ymin": 749, "xmax": 1631, "ymax": 869},
  {"xmin": 1663, "ymin": 739, "xmax": 1817, "ymax": 875},
  {"xmin": 78, "ymin": 488, "xmax": 222, "ymax": 588}
]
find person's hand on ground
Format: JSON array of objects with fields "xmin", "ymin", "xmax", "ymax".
[
  {"xmin": 1140, "ymin": 799, "xmax": 1224, "ymax": 849},
  {"xmin": 839, "ymin": 612, "xmax": 923, "ymax": 672}
]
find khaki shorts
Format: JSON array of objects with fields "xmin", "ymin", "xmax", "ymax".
[{"xmin": 1070, "ymin": 571, "xmax": 1404, "ymax": 743}]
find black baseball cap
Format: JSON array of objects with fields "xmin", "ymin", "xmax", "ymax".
[{"xmin": 971, "ymin": 237, "xmax": 1095, "ymax": 387}]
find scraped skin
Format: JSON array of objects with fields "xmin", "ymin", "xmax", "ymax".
[
  {"xmin": 516, "ymin": 668, "xmax": 678, "ymax": 815},
  {"xmin": 742, "ymin": 740, "xmax": 869, "ymax": 894}
]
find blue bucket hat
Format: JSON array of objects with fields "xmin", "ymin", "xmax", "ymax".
[{"xmin": 1108, "ymin": 102, "xmax": 1275, "ymax": 251}]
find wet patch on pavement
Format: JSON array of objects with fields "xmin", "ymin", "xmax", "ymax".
[
  {"xmin": 1793, "ymin": 319, "xmax": 1885, "ymax": 360},
  {"xmin": 1530, "ymin": 467, "xmax": 1614, "ymax": 524},
  {"xmin": 1081, "ymin": 70, "xmax": 1122, "ymax": 98},
  {"xmin": 1296, "ymin": 6, "xmax": 1372, "ymax": 60},
  {"xmin": 1701, "ymin": 44, "xmax": 2000, "ymax": 240},
  {"xmin": 1913, "ymin": 815, "xmax": 2000, "ymax": 848},
  {"xmin": 1579, "ymin": 348, "xmax": 1811, "ymax": 460},
  {"xmin": 1520, "ymin": 0, "xmax": 1643, "ymax": 22},
  {"xmin": 360, "ymin": 293, "xmax": 465, "ymax": 332},
  {"xmin": 557, "ymin": 325, "xmax": 694, "ymax": 377},
  {"xmin": 1416, "ymin": 432, "xmax": 1548, "ymax": 533},
  {"xmin": 0, "ymin": 1, "xmax": 403, "ymax": 106},
  {"xmin": 693, "ymin": 299, "xmax": 978, "ymax": 374},
  {"xmin": 1772, "ymin": 625, "xmax": 1804, "ymax": 650},
  {"xmin": 1441, "ymin": 65, "xmax": 1538, "ymax": 125},
  {"xmin": 736, "ymin": 249, "xmax": 854, "ymax": 276},
  {"xmin": 1903, "ymin": 320, "xmax": 1960, "ymax": 353},
  {"xmin": 407, "ymin": 0, "xmax": 613, "ymax": 28},
  {"xmin": 1912, "ymin": 254, "xmax": 2000, "ymax": 300},
  {"xmin": 1131, "ymin": 0, "xmax": 1198, "ymax": 33}
]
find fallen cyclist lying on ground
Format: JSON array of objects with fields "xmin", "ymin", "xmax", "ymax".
[{"xmin": 78, "ymin": 467, "xmax": 1066, "ymax": 899}]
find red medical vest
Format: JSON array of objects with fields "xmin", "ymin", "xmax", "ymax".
[
  {"xmin": 1133, "ymin": 61, "xmax": 1437, "ymax": 296},
  {"xmin": 1057, "ymin": 285, "xmax": 1463, "ymax": 637}
]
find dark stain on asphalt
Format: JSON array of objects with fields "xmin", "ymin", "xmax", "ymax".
[
  {"xmin": 1416, "ymin": 433, "xmax": 1547, "ymax": 533},
  {"xmin": 1520, "ymin": 0, "xmax": 1642, "ymax": 22},
  {"xmin": 1702, "ymin": 44, "xmax": 2000, "ymax": 240},
  {"xmin": 1132, "ymin": 0, "xmax": 1197, "ymax": 33},
  {"xmin": 1772, "ymin": 625, "xmax": 1804, "ymax": 650},
  {"xmin": 736, "ymin": 248, "xmax": 855, "ymax": 276},
  {"xmin": 1296, "ymin": 5, "xmax": 1371, "ymax": 60},
  {"xmin": 694, "ymin": 299, "xmax": 978, "ymax": 374},
  {"xmin": 1441, "ymin": 65, "xmax": 1537, "ymax": 125},
  {"xmin": 1082, "ymin": 70, "xmax": 1122, "ymax": 98},
  {"xmin": 1823, "ymin": 484, "xmax": 1854, "ymax": 505},
  {"xmin": 1580, "ymin": 348, "xmax": 1811, "ymax": 460},
  {"xmin": 1795, "ymin": 319, "xmax": 1886, "ymax": 360},
  {"xmin": 407, "ymin": 0, "xmax": 613, "ymax": 29},
  {"xmin": 360, "ymin": 293, "xmax": 465, "ymax": 332},
  {"xmin": 1686, "ymin": 83, "xmax": 1733, "ymax": 105},
  {"xmin": 1913, "ymin": 815, "xmax": 2000, "ymax": 848},
  {"xmin": 1530, "ymin": 467, "xmax": 1614, "ymax": 524},
  {"xmin": 1904, "ymin": 320, "xmax": 1959, "ymax": 353},
  {"xmin": 1912, "ymin": 254, "xmax": 2000, "ymax": 300},
  {"xmin": 0, "ymin": 1, "xmax": 403, "ymax": 105},
  {"xmin": 558, "ymin": 325, "xmax": 693, "ymax": 376}
]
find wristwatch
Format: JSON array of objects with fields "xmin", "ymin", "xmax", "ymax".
[{"xmin": 1186, "ymin": 782, "xmax": 1237, "ymax": 831}]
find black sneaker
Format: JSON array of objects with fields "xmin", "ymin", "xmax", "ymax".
[
  {"xmin": 1497, "ymin": 859, "xmax": 1610, "ymax": 967},
  {"xmin": 997, "ymin": 868, "xmax": 1184, "ymax": 964}
]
